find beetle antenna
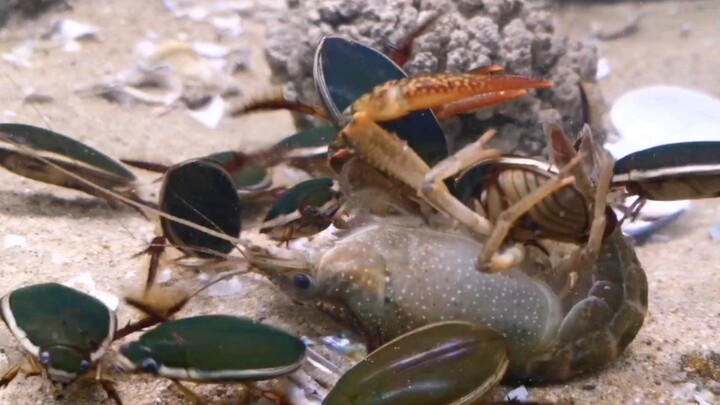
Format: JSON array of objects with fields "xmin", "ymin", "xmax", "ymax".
[{"xmin": 0, "ymin": 70, "xmax": 54, "ymax": 132}]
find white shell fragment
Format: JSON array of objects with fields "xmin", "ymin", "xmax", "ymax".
[
  {"xmin": 63, "ymin": 272, "xmax": 120, "ymax": 311},
  {"xmin": 206, "ymin": 276, "xmax": 244, "ymax": 297},
  {"xmin": 41, "ymin": 20, "xmax": 100, "ymax": 53},
  {"xmin": 607, "ymin": 86, "xmax": 720, "ymax": 158},
  {"xmin": 320, "ymin": 334, "xmax": 366, "ymax": 358},
  {"xmin": 51, "ymin": 252, "xmax": 65, "ymax": 266},
  {"xmin": 187, "ymin": 95, "xmax": 226, "ymax": 128},
  {"xmin": 2, "ymin": 41, "xmax": 36, "ymax": 68},
  {"xmin": 82, "ymin": 39, "xmax": 241, "ymax": 128},
  {"xmin": 211, "ymin": 14, "xmax": 244, "ymax": 37},
  {"xmin": 191, "ymin": 42, "xmax": 232, "ymax": 59},
  {"xmin": 44, "ymin": 20, "xmax": 100, "ymax": 41},
  {"xmin": 3, "ymin": 234, "xmax": 27, "ymax": 249},
  {"xmin": 596, "ymin": 57, "xmax": 611, "ymax": 81},
  {"xmin": 162, "ymin": 0, "xmax": 248, "ymax": 36}
]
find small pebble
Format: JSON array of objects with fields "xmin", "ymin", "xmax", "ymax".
[
  {"xmin": 707, "ymin": 380, "xmax": 720, "ymax": 395},
  {"xmin": 673, "ymin": 382, "xmax": 698, "ymax": 402},
  {"xmin": 694, "ymin": 390, "xmax": 715, "ymax": 405},
  {"xmin": 581, "ymin": 382, "xmax": 597, "ymax": 391},
  {"xmin": 710, "ymin": 221, "xmax": 720, "ymax": 240},
  {"xmin": 51, "ymin": 252, "xmax": 65, "ymax": 266},
  {"xmin": 23, "ymin": 92, "xmax": 54, "ymax": 104},
  {"xmin": 505, "ymin": 385, "xmax": 529, "ymax": 402},
  {"xmin": 671, "ymin": 372, "xmax": 690, "ymax": 384},
  {"xmin": 680, "ymin": 22, "xmax": 693, "ymax": 38},
  {"xmin": 596, "ymin": 58, "xmax": 611, "ymax": 80},
  {"xmin": 320, "ymin": 335, "xmax": 365, "ymax": 358}
]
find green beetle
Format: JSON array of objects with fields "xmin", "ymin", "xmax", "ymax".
[
  {"xmin": 117, "ymin": 315, "xmax": 307, "ymax": 403},
  {"xmin": 260, "ymin": 177, "xmax": 340, "ymax": 243},
  {"xmin": 0, "ymin": 123, "xmax": 144, "ymax": 207},
  {"xmin": 323, "ymin": 321, "xmax": 508, "ymax": 405},
  {"xmin": 0, "ymin": 282, "xmax": 120, "ymax": 402},
  {"xmin": 159, "ymin": 158, "xmax": 243, "ymax": 260}
]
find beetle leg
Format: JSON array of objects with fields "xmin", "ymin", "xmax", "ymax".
[
  {"xmin": 229, "ymin": 87, "xmax": 331, "ymax": 121},
  {"xmin": 115, "ymin": 268, "xmax": 251, "ymax": 340},
  {"xmin": 347, "ymin": 72, "xmax": 552, "ymax": 122},
  {"xmin": 95, "ymin": 366, "xmax": 123, "ymax": 405},
  {"xmin": 0, "ymin": 365, "xmax": 21, "ymax": 388},
  {"xmin": 170, "ymin": 379, "xmax": 205, "ymax": 404},
  {"xmin": 129, "ymin": 236, "xmax": 167, "ymax": 296},
  {"xmin": 618, "ymin": 196, "xmax": 647, "ymax": 226},
  {"xmin": 98, "ymin": 380, "xmax": 123, "ymax": 405},
  {"xmin": 339, "ymin": 113, "xmax": 494, "ymax": 236},
  {"xmin": 0, "ymin": 356, "xmax": 44, "ymax": 388},
  {"xmin": 242, "ymin": 382, "xmax": 294, "ymax": 405}
]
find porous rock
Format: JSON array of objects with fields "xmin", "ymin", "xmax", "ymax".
[{"xmin": 265, "ymin": 0, "xmax": 604, "ymax": 157}]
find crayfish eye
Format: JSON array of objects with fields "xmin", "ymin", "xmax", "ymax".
[
  {"xmin": 79, "ymin": 360, "xmax": 90, "ymax": 374},
  {"xmin": 292, "ymin": 273, "xmax": 313, "ymax": 290}
]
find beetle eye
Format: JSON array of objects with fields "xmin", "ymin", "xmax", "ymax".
[
  {"xmin": 141, "ymin": 358, "xmax": 159, "ymax": 373},
  {"xmin": 79, "ymin": 360, "xmax": 90, "ymax": 373},
  {"xmin": 39, "ymin": 351, "xmax": 50, "ymax": 366},
  {"xmin": 292, "ymin": 273, "xmax": 313, "ymax": 290}
]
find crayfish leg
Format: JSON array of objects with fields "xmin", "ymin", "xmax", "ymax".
[
  {"xmin": 432, "ymin": 89, "xmax": 528, "ymax": 120},
  {"xmin": 422, "ymin": 128, "xmax": 501, "ymax": 193},
  {"xmin": 339, "ymin": 113, "xmax": 493, "ymax": 236},
  {"xmin": 552, "ymin": 150, "xmax": 617, "ymax": 292}
]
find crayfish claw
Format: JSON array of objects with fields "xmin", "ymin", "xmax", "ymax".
[{"xmin": 348, "ymin": 72, "xmax": 552, "ymax": 122}]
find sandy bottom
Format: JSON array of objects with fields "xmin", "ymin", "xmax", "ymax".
[{"xmin": 0, "ymin": 0, "xmax": 717, "ymax": 404}]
